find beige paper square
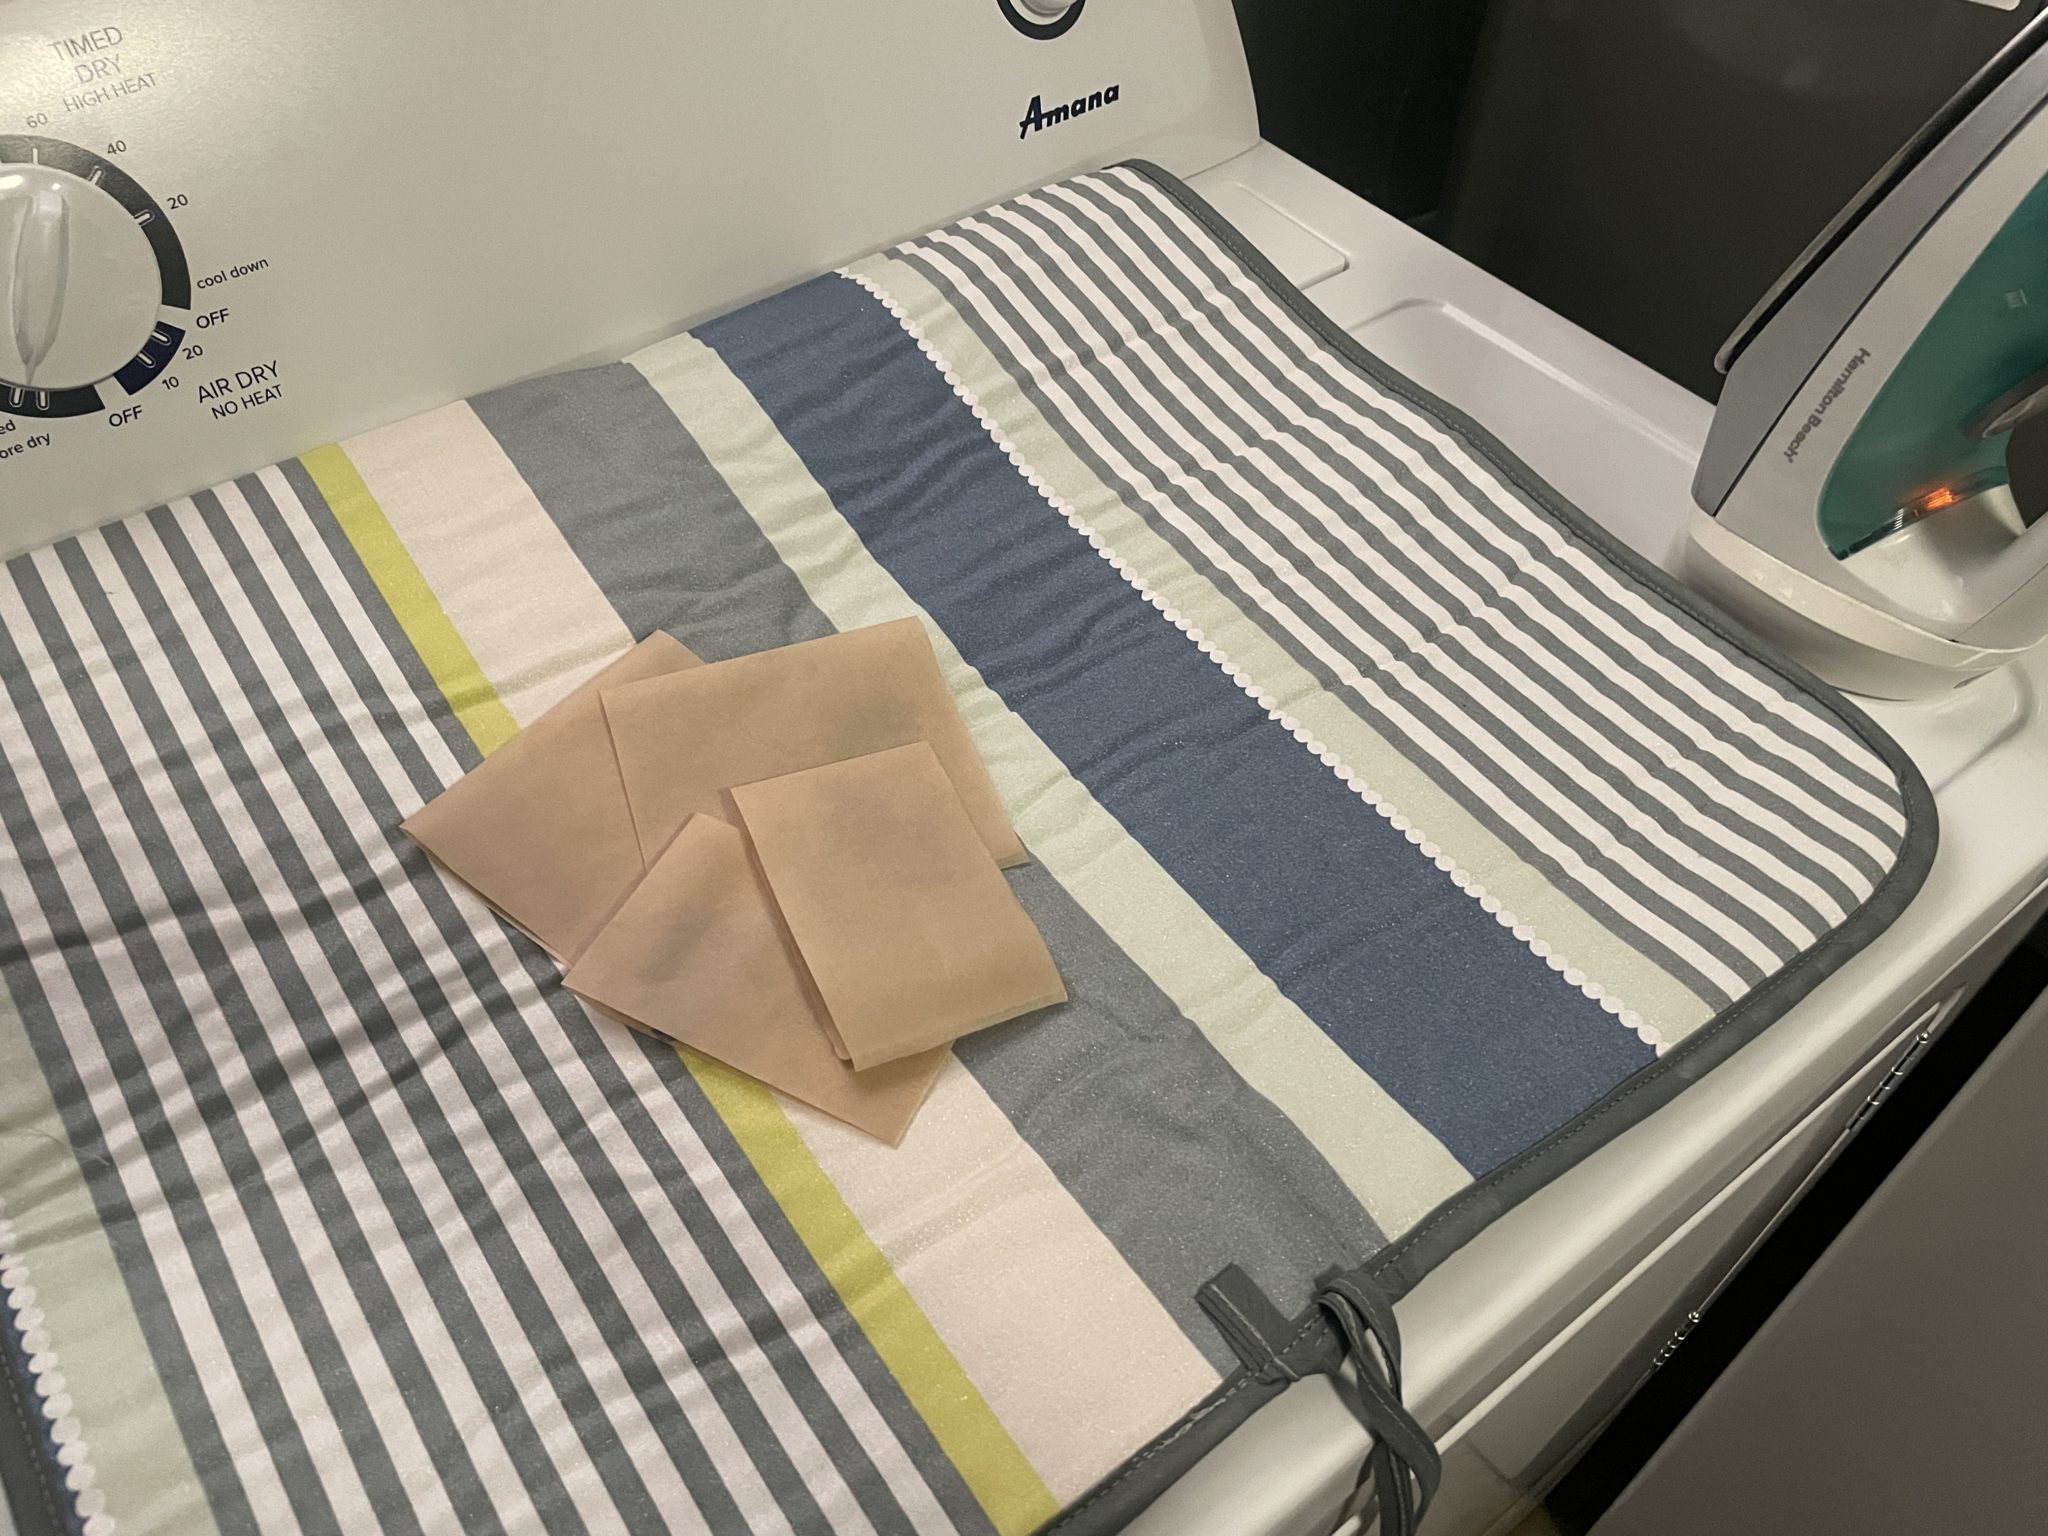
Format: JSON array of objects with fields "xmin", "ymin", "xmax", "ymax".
[
  {"xmin": 562, "ymin": 814, "xmax": 944, "ymax": 1143},
  {"xmin": 401, "ymin": 632, "xmax": 700, "ymax": 961},
  {"xmin": 601, "ymin": 618, "xmax": 1025, "ymax": 871},
  {"xmin": 732, "ymin": 743, "xmax": 1066, "ymax": 1071}
]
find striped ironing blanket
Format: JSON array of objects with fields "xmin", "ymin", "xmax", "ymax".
[{"xmin": 0, "ymin": 164, "xmax": 1931, "ymax": 1536}]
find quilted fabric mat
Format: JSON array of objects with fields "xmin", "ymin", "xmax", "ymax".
[{"xmin": 0, "ymin": 164, "xmax": 1931, "ymax": 1535}]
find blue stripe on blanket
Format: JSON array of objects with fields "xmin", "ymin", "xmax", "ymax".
[{"xmin": 698, "ymin": 273, "xmax": 1654, "ymax": 1174}]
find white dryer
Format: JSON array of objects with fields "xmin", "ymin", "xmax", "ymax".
[{"xmin": 1, "ymin": 5, "xmax": 2045, "ymax": 1535}]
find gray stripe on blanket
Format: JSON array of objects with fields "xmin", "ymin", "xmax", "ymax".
[
  {"xmin": 469, "ymin": 361, "xmax": 1388, "ymax": 1367},
  {"xmin": 226, "ymin": 477, "xmax": 857, "ymax": 1534}
]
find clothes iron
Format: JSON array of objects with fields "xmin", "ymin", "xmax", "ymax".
[{"xmin": 1689, "ymin": 13, "xmax": 2048, "ymax": 698}]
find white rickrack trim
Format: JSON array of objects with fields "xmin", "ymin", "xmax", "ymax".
[
  {"xmin": 0, "ymin": 1200, "xmax": 114, "ymax": 1536},
  {"xmin": 842, "ymin": 266, "xmax": 1665, "ymax": 1053}
]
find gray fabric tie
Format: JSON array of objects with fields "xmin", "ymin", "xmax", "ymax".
[{"xmin": 1318, "ymin": 1273, "xmax": 1442, "ymax": 1536}]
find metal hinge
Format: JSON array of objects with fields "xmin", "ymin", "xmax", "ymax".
[{"xmin": 1844, "ymin": 1027, "xmax": 1938, "ymax": 1134}]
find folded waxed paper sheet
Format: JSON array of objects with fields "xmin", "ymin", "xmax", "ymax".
[
  {"xmin": 733, "ymin": 742, "xmax": 1067, "ymax": 1071},
  {"xmin": 601, "ymin": 618, "xmax": 1027, "ymax": 870},
  {"xmin": 560, "ymin": 812, "xmax": 945, "ymax": 1141},
  {"xmin": 401, "ymin": 621, "xmax": 1018, "ymax": 1134},
  {"xmin": 401, "ymin": 632, "xmax": 701, "ymax": 960}
]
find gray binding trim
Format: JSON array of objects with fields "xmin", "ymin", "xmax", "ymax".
[
  {"xmin": 1196, "ymin": 1266, "xmax": 1302, "ymax": 1383},
  {"xmin": 1039, "ymin": 159, "xmax": 1938, "ymax": 1534},
  {"xmin": 0, "ymin": 1301, "xmax": 67, "ymax": 1536}
]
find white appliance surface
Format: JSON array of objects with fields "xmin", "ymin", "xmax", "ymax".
[{"xmin": 1125, "ymin": 141, "xmax": 2048, "ymax": 1536}]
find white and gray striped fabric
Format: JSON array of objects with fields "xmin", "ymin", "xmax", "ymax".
[
  {"xmin": 883, "ymin": 167, "xmax": 1911, "ymax": 1014},
  {"xmin": 0, "ymin": 474, "xmax": 991, "ymax": 1536}
]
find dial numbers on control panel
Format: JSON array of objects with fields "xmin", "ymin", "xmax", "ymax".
[{"xmin": 0, "ymin": 135, "xmax": 188, "ymax": 418}]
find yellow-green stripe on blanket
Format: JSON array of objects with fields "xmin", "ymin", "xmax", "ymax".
[{"xmin": 313, "ymin": 435, "xmax": 1056, "ymax": 1535}]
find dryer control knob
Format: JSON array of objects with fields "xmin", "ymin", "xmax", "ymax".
[
  {"xmin": 999, "ymin": 0, "xmax": 1086, "ymax": 37},
  {"xmin": 0, "ymin": 162, "xmax": 161, "ymax": 391}
]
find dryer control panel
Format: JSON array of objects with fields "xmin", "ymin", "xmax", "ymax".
[{"xmin": 0, "ymin": 0, "xmax": 1255, "ymax": 552}]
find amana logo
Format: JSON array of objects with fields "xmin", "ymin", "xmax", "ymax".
[{"xmin": 1019, "ymin": 84, "xmax": 1122, "ymax": 140}]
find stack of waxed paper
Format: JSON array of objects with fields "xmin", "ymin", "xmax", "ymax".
[{"xmin": 402, "ymin": 620, "xmax": 1066, "ymax": 1142}]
